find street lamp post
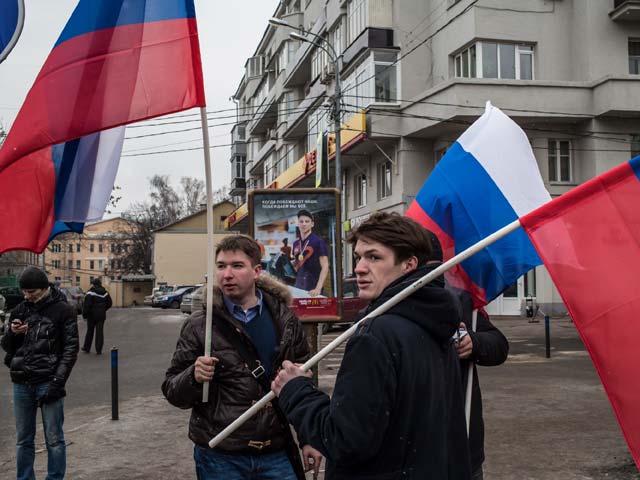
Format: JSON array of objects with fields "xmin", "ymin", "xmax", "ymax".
[{"xmin": 269, "ymin": 18, "xmax": 342, "ymax": 191}]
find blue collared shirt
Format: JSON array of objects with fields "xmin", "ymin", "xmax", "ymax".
[{"xmin": 223, "ymin": 289, "xmax": 263, "ymax": 324}]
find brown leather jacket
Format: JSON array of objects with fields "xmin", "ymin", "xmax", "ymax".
[{"xmin": 161, "ymin": 275, "xmax": 310, "ymax": 452}]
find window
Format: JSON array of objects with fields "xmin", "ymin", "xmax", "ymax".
[
  {"xmin": 631, "ymin": 134, "xmax": 640, "ymax": 158},
  {"xmin": 277, "ymin": 43, "xmax": 289, "ymax": 73},
  {"xmin": 111, "ymin": 260, "xmax": 116, "ymax": 269},
  {"xmin": 68, "ymin": 244, "xmax": 73, "ymax": 253},
  {"xmin": 52, "ymin": 260, "xmax": 60, "ymax": 268},
  {"xmin": 348, "ymin": 0, "xmax": 367, "ymax": 45},
  {"xmin": 90, "ymin": 244, "xmax": 94, "ymax": 253},
  {"xmin": 308, "ymin": 107, "xmax": 329, "ymax": 152},
  {"xmin": 76, "ymin": 243, "xmax": 80, "ymax": 252},
  {"xmin": 331, "ymin": 17, "xmax": 345, "ymax": 57},
  {"xmin": 377, "ymin": 161, "xmax": 392, "ymax": 199},
  {"xmin": 373, "ymin": 52, "xmax": 397, "ymax": 103},
  {"xmin": 76, "ymin": 260, "xmax": 81, "ymax": 269},
  {"xmin": 354, "ymin": 173, "xmax": 367, "ymax": 208},
  {"xmin": 98, "ymin": 244, "xmax": 103, "ymax": 253},
  {"xmin": 548, "ymin": 140, "xmax": 572, "ymax": 183},
  {"xmin": 90, "ymin": 260, "xmax": 95, "ymax": 270},
  {"xmin": 51, "ymin": 243, "xmax": 61, "ymax": 253},
  {"xmin": 455, "ymin": 42, "xmax": 533, "ymax": 80},
  {"xmin": 285, "ymin": 144, "xmax": 297, "ymax": 169},
  {"xmin": 98, "ymin": 260, "xmax": 103, "ymax": 270},
  {"xmin": 311, "ymin": 45, "xmax": 328, "ymax": 80},
  {"xmin": 90, "ymin": 276, "xmax": 94, "ymax": 283},
  {"xmin": 232, "ymin": 155, "xmax": 246, "ymax": 179},
  {"xmin": 68, "ymin": 260, "xmax": 72, "ymax": 269},
  {"xmin": 278, "ymin": 91, "xmax": 295, "ymax": 125},
  {"xmin": 55, "ymin": 276, "xmax": 61, "ymax": 282},
  {"xmin": 344, "ymin": 51, "xmax": 398, "ymax": 109},
  {"xmin": 75, "ymin": 276, "xmax": 80, "ymax": 284},
  {"xmin": 246, "ymin": 55, "xmax": 264, "ymax": 78},
  {"xmin": 630, "ymin": 40, "xmax": 640, "ymax": 74}
]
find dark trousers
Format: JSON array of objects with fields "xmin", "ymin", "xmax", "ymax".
[
  {"xmin": 472, "ymin": 466, "xmax": 484, "ymax": 480},
  {"xmin": 83, "ymin": 318, "xmax": 105, "ymax": 354}
]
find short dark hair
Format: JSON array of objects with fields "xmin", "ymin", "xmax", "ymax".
[
  {"xmin": 347, "ymin": 212, "xmax": 433, "ymax": 266},
  {"xmin": 215, "ymin": 235, "xmax": 262, "ymax": 266},
  {"xmin": 297, "ymin": 209, "xmax": 313, "ymax": 220}
]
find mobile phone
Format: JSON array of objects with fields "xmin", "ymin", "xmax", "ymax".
[{"xmin": 11, "ymin": 319, "xmax": 23, "ymax": 326}]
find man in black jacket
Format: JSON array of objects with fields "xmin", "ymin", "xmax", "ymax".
[
  {"xmin": 1, "ymin": 266, "xmax": 79, "ymax": 480},
  {"xmin": 272, "ymin": 212, "xmax": 471, "ymax": 480},
  {"xmin": 82, "ymin": 277, "xmax": 112, "ymax": 354},
  {"xmin": 162, "ymin": 235, "xmax": 322, "ymax": 480}
]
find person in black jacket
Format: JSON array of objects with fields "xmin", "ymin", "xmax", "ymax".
[
  {"xmin": 272, "ymin": 212, "xmax": 471, "ymax": 480},
  {"xmin": 1, "ymin": 266, "xmax": 79, "ymax": 480},
  {"xmin": 453, "ymin": 290, "xmax": 509, "ymax": 480},
  {"xmin": 81, "ymin": 278, "xmax": 112, "ymax": 354}
]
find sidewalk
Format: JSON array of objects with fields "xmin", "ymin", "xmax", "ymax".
[{"xmin": 0, "ymin": 316, "xmax": 638, "ymax": 479}]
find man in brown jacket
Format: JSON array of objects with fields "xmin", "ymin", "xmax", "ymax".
[{"xmin": 162, "ymin": 235, "xmax": 322, "ymax": 480}]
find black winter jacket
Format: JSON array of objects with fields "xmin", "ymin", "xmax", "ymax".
[
  {"xmin": 452, "ymin": 289, "xmax": 508, "ymax": 472},
  {"xmin": 82, "ymin": 285, "xmax": 112, "ymax": 322},
  {"xmin": 1, "ymin": 287, "xmax": 79, "ymax": 387},
  {"xmin": 279, "ymin": 266, "xmax": 472, "ymax": 480},
  {"xmin": 162, "ymin": 275, "xmax": 310, "ymax": 452}
]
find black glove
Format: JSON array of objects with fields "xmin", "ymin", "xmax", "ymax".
[{"xmin": 38, "ymin": 381, "xmax": 66, "ymax": 406}]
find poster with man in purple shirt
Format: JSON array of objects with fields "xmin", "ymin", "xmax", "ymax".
[{"xmin": 249, "ymin": 189, "xmax": 339, "ymax": 319}]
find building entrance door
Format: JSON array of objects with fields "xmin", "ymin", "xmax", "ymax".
[{"xmin": 486, "ymin": 277, "xmax": 524, "ymax": 316}]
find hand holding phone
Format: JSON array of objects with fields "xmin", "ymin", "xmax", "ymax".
[{"xmin": 10, "ymin": 319, "xmax": 28, "ymax": 335}]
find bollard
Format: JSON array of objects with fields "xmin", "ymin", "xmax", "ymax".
[
  {"xmin": 111, "ymin": 347, "xmax": 119, "ymax": 420},
  {"xmin": 544, "ymin": 315, "xmax": 551, "ymax": 359}
]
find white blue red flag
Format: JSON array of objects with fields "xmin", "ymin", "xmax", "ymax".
[
  {"xmin": 0, "ymin": 0, "xmax": 24, "ymax": 63},
  {"xmin": 0, "ymin": 0, "xmax": 206, "ymax": 253},
  {"xmin": 406, "ymin": 102, "xmax": 550, "ymax": 307}
]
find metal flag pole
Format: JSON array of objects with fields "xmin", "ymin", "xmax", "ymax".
[
  {"xmin": 209, "ymin": 218, "xmax": 523, "ymax": 448},
  {"xmin": 465, "ymin": 309, "xmax": 478, "ymax": 434},
  {"xmin": 200, "ymin": 107, "xmax": 215, "ymax": 403}
]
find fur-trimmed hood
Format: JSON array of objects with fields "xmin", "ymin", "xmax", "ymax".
[{"xmin": 204, "ymin": 273, "xmax": 293, "ymax": 310}]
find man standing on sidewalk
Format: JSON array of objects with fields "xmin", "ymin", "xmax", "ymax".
[
  {"xmin": 272, "ymin": 212, "xmax": 471, "ymax": 479},
  {"xmin": 1, "ymin": 266, "xmax": 79, "ymax": 480},
  {"xmin": 162, "ymin": 235, "xmax": 322, "ymax": 480},
  {"xmin": 81, "ymin": 278, "xmax": 112, "ymax": 354}
]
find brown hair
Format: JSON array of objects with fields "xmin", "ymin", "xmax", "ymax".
[
  {"xmin": 347, "ymin": 212, "xmax": 433, "ymax": 266},
  {"xmin": 215, "ymin": 235, "xmax": 262, "ymax": 266}
]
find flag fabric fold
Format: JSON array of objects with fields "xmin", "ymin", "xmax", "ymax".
[
  {"xmin": 521, "ymin": 155, "xmax": 640, "ymax": 469},
  {"xmin": 0, "ymin": 0, "xmax": 205, "ymax": 254},
  {"xmin": 407, "ymin": 102, "xmax": 551, "ymax": 307}
]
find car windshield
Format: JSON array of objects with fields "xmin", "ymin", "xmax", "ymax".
[{"xmin": 173, "ymin": 288, "xmax": 191, "ymax": 295}]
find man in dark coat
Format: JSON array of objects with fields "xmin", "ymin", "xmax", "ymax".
[
  {"xmin": 272, "ymin": 212, "xmax": 471, "ymax": 480},
  {"xmin": 453, "ymin": 290, "xmax": 509, "ymax": 480},
  {"xmin": 162, "ymin": 235, "xmax": 322, "ymax": 480},
  {"xmin": 1, "ymin": 266, "xmax": 79, "ymax": 480},
  {"xmin": 81, "ymin": 277, "xmax": 112, "ymax": 354}
]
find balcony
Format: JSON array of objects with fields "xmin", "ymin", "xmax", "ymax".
[
  {"xmin": 229, "ymin": 177, "xmax": 246, "ymax": 197},
  {"xmin": 231, "ymin": 123, "xmax": 246, "ymax": 143},
  {"xmin": 284, "ymin": 13, "xmax": 326, "ymax": 88},
  {"xmin": 249, "ymin": 140, "xmax": 276, "ymax": 176},
  {"xmin": 249, "ymin": 92, "xmax": 278, "ymax": 135},
  {"xmin": 610, "ymin": 0, "xmax": 640, "ymax": 21},
  {"xmin": 283, "ymin": 81, "xmax": 327, "ymax": 139}
]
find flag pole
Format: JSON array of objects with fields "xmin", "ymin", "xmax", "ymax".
[
  {"xmin": 201, "ymin": 107, "xmax": 215, "ymax": 403},
  {"xmin": 465, "ymin": 309, "xmax": 478, "ymax": 434},
  {"xmin": 208, "ymin": 217, "xmax": 523, "ymax": 447}
]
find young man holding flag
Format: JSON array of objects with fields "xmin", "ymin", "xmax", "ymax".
[{"xmin": 272, "ymin": 213, "xmax": 471, "ymax": 479}]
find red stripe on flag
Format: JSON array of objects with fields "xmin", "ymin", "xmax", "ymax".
[
  {"xmin": 522, "ymin": 161, "xmax": 640, "ymax": 469},
  {"xmin": 0, "ymin": 18, "xmax": 205, "ymax": 171},
  {"xmin": 406, "ymin": 202, "xmax": 488, "ymax": 306}
]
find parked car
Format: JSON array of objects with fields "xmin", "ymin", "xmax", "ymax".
[
  {"xmin": 322, "ymin": 277, "xmax": 369, "ymax": 334},
  {"xmin": 60, "ymin": 286, "xmax": 85, "ymax": 314},
  {"xmin": 145, "ymin": 285, "xmax": 175, "ymax": 306},
  {"xmin": 153, "ymin": 286, "xmax": 196, "ymax": 309},
  {"xmin": 190, "ymin": 285, "xmax": 205, "ymax": 313},
  {"xmin": 0, "ymin": 286, "xmax": 23, "ymax": 312}
]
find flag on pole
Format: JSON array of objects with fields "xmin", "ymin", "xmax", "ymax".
[
  {"xmin": 406, "ymin": 102, "xmax": 550, "ymax": 307},
  {"xmin": 0, "ymin": 0, "xmax": 206, "ymax": 254},
  {"xmin": 521, "ymin": 155, "xmax": 640, "ymax": 469}
]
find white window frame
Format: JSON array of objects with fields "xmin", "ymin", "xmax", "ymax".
[
  {"xmin": 347, "ymin": 0, "xmax": 368, "ymax": 46},
  {"xmin": 377, "ymin": 160, "xmax": 392, "ymax": 200},
  {"xmin": 548, "ymin": 139, "xmax": 573, "ymax": 184},
  {"xmin": 629, "ymin": 39, "xmax": 640, "ymax": 75},
  {"xmin": 232, "ymin": 155, "xmax": 246, "ymax": 179},
  {"xmin": 454, "ymin": 42, "xmax": 534, "ymax": 80},
  {"xmin": 354, "ymin": 173, "xmax": 367, "ymax": 208},
  {"xmin": 331, "ymin": 17, "xmax": 346, "ymax": 57}
]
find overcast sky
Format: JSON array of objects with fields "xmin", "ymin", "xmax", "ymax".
[{"xmin": 0, "ymin": 0, "xmax": 279, "ymax": 214}]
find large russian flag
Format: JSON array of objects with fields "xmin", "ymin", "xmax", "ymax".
[
  {"xmin": 406, "ymin": 103, "xmax": 551, "ymax": 307},
  {"xmin": 521, "ymin": 156, "xmax": 640, "ymax": 469},
  {"xmin": 0, "ymin": 0, "xmax": 205, "ymax": 253}
]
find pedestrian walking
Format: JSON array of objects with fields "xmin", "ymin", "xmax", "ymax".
[
  {"xmin": 272, "ymin": 212, "xmax": 472, "ymax": 479},
  {"xmin": 1, "ymin": 266, "xmax": 79, "ymax": 480},
  {"xmin": 81, "ymin": 278, "xmax": 112, "ymax": 354},
  {"xmin": 162, "ymin": 235, "xmax": 323, "ymax": 480}
]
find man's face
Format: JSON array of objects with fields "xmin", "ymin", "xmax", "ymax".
[
  {"xmin": 215, "ymin": 249, "xmax": 261, "ymax": 303},
  {"xmin": 353, "ymin": 237, "xmax": 413, "ymax": 301},
  {"xmin": 23, "ymin": 288, "xmax": 47, "ymax": 303},
  {"xmin": 298, "ymin": 215, "xmax": 314, "ymax": 236}
]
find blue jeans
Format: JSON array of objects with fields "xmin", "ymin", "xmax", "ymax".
[
  {"xmin": 13, "ymin": 383, "xmax": 66, "ymax": 480},
  {"xmin": 194, "ymin": 446, "xmax": 296, "ymax": 480}
]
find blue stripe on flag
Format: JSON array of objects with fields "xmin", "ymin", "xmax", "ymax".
[
  {"xmin": 55, "ymin": 0, "xmax": 196, "ymax": 47},
  {"xmin": 630, "ymin": 155, "xmax": 640, "ymax": 182}
]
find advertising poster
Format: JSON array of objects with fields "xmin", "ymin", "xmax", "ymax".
[{"xmin": 249, "ymin": 189, "xmax": 341, "ymax": 320}]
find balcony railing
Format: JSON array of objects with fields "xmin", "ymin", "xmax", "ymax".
[
  {"xmin": 231, "ymin": 124, "xmax": 246, "ymax": 143},
  {"xmin": 611, "ymin": 0, "xmax": 640, "ymax": 21}
]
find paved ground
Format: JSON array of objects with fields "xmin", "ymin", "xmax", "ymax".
[{"xmin": 0, "ymin": 308, "xmax": 638, "ymax": 479}]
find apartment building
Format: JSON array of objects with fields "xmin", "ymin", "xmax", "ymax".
[
  {"xmin": 46, "ymin": 217, "xmax": 136, "ymax": 292},
  {"xmin": 225, "ymin": 0, "xmax": 640, "ymax": 315},
  {"xmin": 0, "ymin": 251, "xmax": 44, "ymax": 286}
]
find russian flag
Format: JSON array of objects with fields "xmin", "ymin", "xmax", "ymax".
[
  {"xmin": 521, "ymin": 156, "xmax": 640, "ymax": 469},
  {"xmin": 407, "ymin": 103, "xmax": 551, "ymax": 307},
  {"xmin": 0, "ymin": 0, "xmax": 205, "ymax": 253}
]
